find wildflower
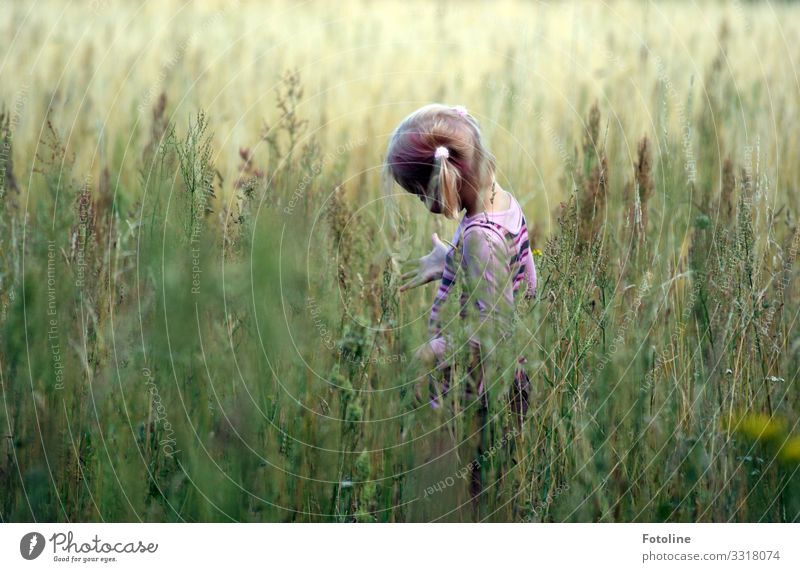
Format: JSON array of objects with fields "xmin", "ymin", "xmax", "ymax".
[
  {"xmin": 735, "ymin": 413, "xmax": 787, "ymax": 444},
  {"xmin": 778, "ymin": 437, "xmax": 800, "ymax": 465},
  {"xmin": 531, "ymin": 248, "xmax": 543, "ymax": 257}
]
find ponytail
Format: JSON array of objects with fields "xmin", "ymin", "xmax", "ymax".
[{"xmin": 427, "ymin": 147, "xmax": 461, "ymax": 219}]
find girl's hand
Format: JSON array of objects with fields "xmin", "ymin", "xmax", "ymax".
[{"xmin": 399, "ymin": 233, "xmax": 450, "ymax": 292}]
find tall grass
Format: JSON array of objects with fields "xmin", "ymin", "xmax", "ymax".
[{"xmin": 0, "ymin": 0, "xmax": 799, "ymax": 522}]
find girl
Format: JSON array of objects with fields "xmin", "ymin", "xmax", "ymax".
[{"xmin": 383, "ymin": 103, "xmax": 537, "ymax": 419}]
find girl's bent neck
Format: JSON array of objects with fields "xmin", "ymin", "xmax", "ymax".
[{"xmin": 464, "ymin": 187, "xmax": 512, "ymax": 217}]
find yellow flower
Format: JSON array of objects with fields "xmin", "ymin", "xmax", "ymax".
[
  {"xmin": 779, "ymin": 437, "xmax": 800, "ymax": 465},
  {"xmin": 531, "ymin": 248, "xmax": 543, "ymax": 257},
  {"xmin": 735, "ymin": 413, "xmax": 787, "ymax": 444}
]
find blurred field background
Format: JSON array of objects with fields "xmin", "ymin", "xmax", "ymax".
[{"xmin": 1, "ymin": 0, "xmax": 799, "ymax": 522}]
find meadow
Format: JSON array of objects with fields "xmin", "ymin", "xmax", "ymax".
[{"xmin": 1, "ymin": 0, "xmax": 799, "ymax": 522}]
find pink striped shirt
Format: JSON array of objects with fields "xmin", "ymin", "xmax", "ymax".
[{"xmin": 428, "ymin": 193, "xmax": 536, "ymax": 360}]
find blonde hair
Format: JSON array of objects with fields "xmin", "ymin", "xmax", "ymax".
[{"xmin": 383, "ymin": 104, "xmax": 495, "ymax": 219}]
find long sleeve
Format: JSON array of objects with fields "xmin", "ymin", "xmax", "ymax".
[
  {"xmin": 517, "ymin": 234, "xmax": 537, "ymax": 299},
  {"xmin": 427, "ymin": 224, "xmax": 465, "ymax": 341},
  {"xmin": 426, "ymin": 223, "xmax": 516, "ymax": 363},
  {"xmin": 428, "ymin": 244, "xmax": 458, "ymax": 355}
]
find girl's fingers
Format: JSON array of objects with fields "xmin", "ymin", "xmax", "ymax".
[
  {"xmin": 399, "ymin": 275, "xmax": 425, "ymax": 292},
  {"xmin": 400, "ymin": 256, "xmax": 422, "ymax": 270},
  {"xmin": 400, "ymin": 270, "xmax": 417, "ymax": 281}
]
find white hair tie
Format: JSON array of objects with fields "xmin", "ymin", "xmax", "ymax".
[{"xmin": 434, "ymin": 146, "xmax": 449, "ymax": 160}]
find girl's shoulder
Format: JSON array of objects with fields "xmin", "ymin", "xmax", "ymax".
[
  {"xmin": 463, "ymin": 192, "xmax": 524, "ymax": 236},
  {"xmin": 451, "ymin": 192, "xmax": 527, "ymax": 246}
]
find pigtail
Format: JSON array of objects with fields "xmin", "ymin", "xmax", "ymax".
[
  {"xmin": 427, "ymin": 146, "xmax": 461, "ymax": 219},
  {"xmin": 438, "ymin": 156, "xmax": 461, "ymax": 219}
]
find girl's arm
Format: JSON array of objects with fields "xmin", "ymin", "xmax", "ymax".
[
  {"xmin": 419, "ymin": 239, "xmax": 460, "ymax": 366},
  {"xmin": 520, "ymin": 227, "xmax": 537, "ymax": 298},
  {"xmin": 427, "ymin": 244, "xmax": 459, "ymax": 338}
]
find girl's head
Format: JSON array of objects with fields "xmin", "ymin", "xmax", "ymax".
[{"xmin": 383, "ymin": 104, "xmax": 495, "ymax": 218}]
